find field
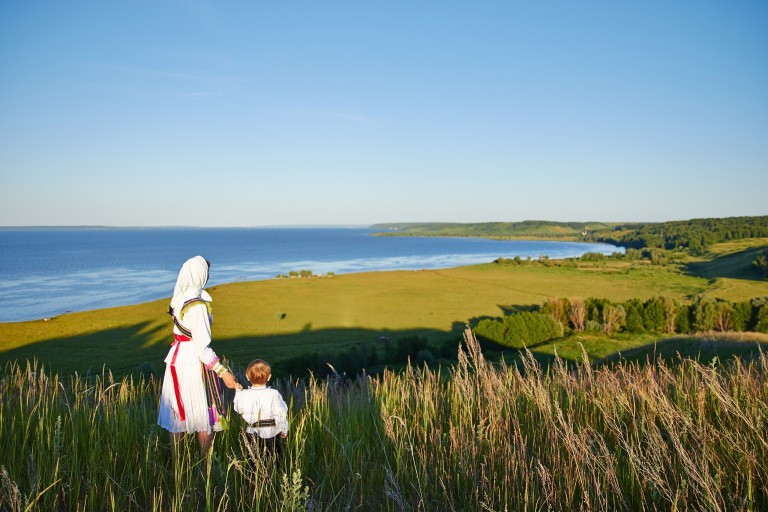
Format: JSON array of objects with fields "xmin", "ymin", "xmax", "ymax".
[
  {"xmin": 1, "ymin": 329, "xmax": 767, "ymax": 511},
  {"xmin": 2, "ymin": 239, "xmax": 767, "ymax": 378},
  {"xmin": 1, "ymin": 239, "xmax": 768, "ymax": 510}
]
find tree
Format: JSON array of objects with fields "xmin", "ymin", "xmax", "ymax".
[
  {"xmin": 602, "ymin": 305, "xmax": 626, "ymax": 335},
  {"xmin": 661, "ymin": 296, "xmax": 679, "ymax": 334},
  {"xmin": 585, "ymin": 297, "xmax": 610, "ymax": 324},
  {"xmin": 675, "ymin": 304, "xmax": 691, "ymax": 334},
  {"xmin": 731, "ymin": 301, "xmax": 752, "ymax": 332},
  {"xmin": 623, "ymin": 298, "xmax": 646, "ymax": 333},
  {"xmin": 647, "ymin": 248, "xmax": 667, "ymax": 265},
  {"xmin": 643, "ymin": 297, "xmax": 666, "ymax": 333},
  {"xmin": 692, "ymin": 296, "xmax": 718, "ymax": 332},
  {"xmin": 713, "ymin": 301, "xmax": 734, "ymax": 332},
  {"xmin": 541, "ymin": 297, "xmax": 568, "ymax": 330},
  {"xmin": 755, "ymin": 304, "xmax": 768, "ymax": 333},
  {"xmin": 567, "ymin": 297, "xmax": 586, "ymax": 332},
  {"xmin": 749, "ymin": 297, "xmax": 768, "ymax": 331},
  {"xmin": 752, "ymin": 251, "xmax": 768, "ymax": 277}
]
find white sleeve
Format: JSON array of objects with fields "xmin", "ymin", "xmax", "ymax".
[
  {"xmin": 185, "ymin": 304, "xmax": 218, "ymax": 367},
  {"xmin": 233, "ymin": 390, "xmax": 244, "ymax": 414},
  {"xmin": 272, "ymin": 391, "xmax": 289, "ymax": 434}
]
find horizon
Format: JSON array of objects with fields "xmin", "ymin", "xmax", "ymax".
[
  {"xmin": 3, "ymin": 213, "xmax": 767, "ymax": 230},
  {"xmin": 2, "ymin": 1, "xmax": 767, "ymax": 226}
]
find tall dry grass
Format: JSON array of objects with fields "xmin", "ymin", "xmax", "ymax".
[{"xmin": 2, "ymin": 329, "xmax": 767, "ymax": 511}]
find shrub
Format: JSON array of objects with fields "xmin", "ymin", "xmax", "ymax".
[
  {"xmin": 415, "ymin": 349, "xmax": 435, "ymax": 365},
  {"xmin": 393, "ymin": 335, "xmax": 429, "ymax": 363},
  {"xmin": 585, "ymin": 320, "xmax": 603, "ymax": 333},
  {"xmin": 580, "ymin": 252, "xmax": 605, "ymax": 262},
  {"xmin": 475, "ymin": 312, "xmax": 563, "ymax": 349}
]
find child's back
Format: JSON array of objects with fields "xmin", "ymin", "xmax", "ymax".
[{"xmin": 233, "ymin": 359, "xmax": 288, "ymax": 458}]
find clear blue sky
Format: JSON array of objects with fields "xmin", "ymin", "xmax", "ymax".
[{"xmin": 1, "ymin": 1, "xmax": 766, "ymax": 226}]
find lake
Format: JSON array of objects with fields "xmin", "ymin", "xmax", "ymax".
[{"xmin": 0, "ymin": 227, "xmax": 622, "ymax": 322}]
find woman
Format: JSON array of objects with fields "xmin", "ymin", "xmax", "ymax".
[{"xmin": 157, "ymin": 255, "xmax": 242, "ymax": 454}]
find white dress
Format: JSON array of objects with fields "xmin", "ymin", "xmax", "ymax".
[{"xmin": 157, "ymin": 297, "xmax": 223, "ymax": 434}]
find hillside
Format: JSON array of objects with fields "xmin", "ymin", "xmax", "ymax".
[
  {"xmin": 371, "ymin": 220, "xmax": 618, "ymax": 239},
  {"xmin": 1, "ymin": 239, "xmax": 766, "ymax": 377}
]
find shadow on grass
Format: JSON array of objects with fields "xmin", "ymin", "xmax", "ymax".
[
  {"xmin": 498, "ymin": 303, "xmax": 541, "ymax": 316},
  {"xmin": 3, "ymin": 318, "xmax": 767, "ymax": 382},
  {"xmin": 599, "ymin": 334, "xmax": 768, "ymax": 367},
  {"xmin": 0, "ymin": 321, "xmax": 471, "ymax": 380},
  {"xmin": 0, "ymin": 321, "xmax": 167, "ymax": 378},
  {"xmin": 686, "ymin": 244, "xmax": 767, "ymax": 282}
]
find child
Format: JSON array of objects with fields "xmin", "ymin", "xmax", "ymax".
[{"xmin": 233, "ymin": 359, "xmax": 288, "ymax": 459}]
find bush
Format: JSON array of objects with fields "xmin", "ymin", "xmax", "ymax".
[
  {"xmin": 475, "ymin": 312, "xmax": 563, "ymax": 349},
  {"xmin": 415, "ymin": 349, "xmax": 435, "ymax": 365},
  {"xmin": 580, "ymin": 252, "xmax": 605, "ymax": 262},
  {"xmin": 384, "ymin": 335, "xmax": 430, "ymax": 363},
  {"xmin": 585, "ymin": 320, "xmax": 603, "ymax": 333},
  {"xmin": 752, "ymin": 251, "xmax": 768, "ymax": 277}
]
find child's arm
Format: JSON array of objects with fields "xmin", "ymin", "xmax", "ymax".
[
  {"xmin": 232, "ymin": 389, "xmax": 245, "ymax": 414},
  {"xmin": 273, "ymin": 392, "xmax": 289, "ymax": 437}
]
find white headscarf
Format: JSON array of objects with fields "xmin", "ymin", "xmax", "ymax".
[{"xmin": 170, "ymin": 255, "xmax": 212, "ymax": 313}]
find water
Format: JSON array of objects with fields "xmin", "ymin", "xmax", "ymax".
[{"xmin": 0, "ymin": 227, "xmax": 622, "ymax": 322}]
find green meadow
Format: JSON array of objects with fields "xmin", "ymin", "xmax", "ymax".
[
  {"xmin": 1, "ymin": 238, "xmax": 768, "ymax": 511},
  {"xmin": 1, "ymin": 239, "xmax": 767, "ymax": 377},
  {"xmin": 2, "ymin": 329, "xmax": 767, "ymax": 511}
]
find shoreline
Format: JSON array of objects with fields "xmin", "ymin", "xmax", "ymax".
[
  {"xmin": 0, "ymin": 235, "xmax": 622, "ymax": 324},
  {"xmin": 4, "ymin": 244, "xmax": 625, "ymax": 325}
]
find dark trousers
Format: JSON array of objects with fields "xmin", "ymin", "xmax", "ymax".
[{"xmin": 246, "ymin": 432, "xmax": 282, "ymax": 461}]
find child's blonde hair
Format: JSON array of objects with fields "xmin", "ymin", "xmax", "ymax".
[{"xmin": 246, "ymin": 359, "xmax": 271, "ymax": 386}]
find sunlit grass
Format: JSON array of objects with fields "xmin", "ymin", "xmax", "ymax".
[
  {"xmin": 0, "ymin": 253, "xmax": 732, "ymax": 377},
  {"xmin": 2, "ymin": 329, "xmax": 767, "ymax": 511}
]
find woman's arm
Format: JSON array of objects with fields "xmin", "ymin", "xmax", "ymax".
[{"xmin": 187, "ymin": 304, "xmax": 242, "ymax": 389}]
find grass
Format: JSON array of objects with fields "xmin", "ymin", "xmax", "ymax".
[
  {"xmin": 1, "ymin": 239, "xmax": 766, "ymax": 377},
  {"xmin": 1, "ymin": 329, "xmax": 767, "ymax": 511}
]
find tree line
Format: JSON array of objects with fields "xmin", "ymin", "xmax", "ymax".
[
  {"xmin": 475, "ymin": 295, "xmax": 768, "ymax": 349},
  {"xmin": 375, "ymin": 216, "xmax": 768, "ymax": 256},
  {"xmin": 593, "ymin": 215, "xmax": 768, "ymax": 254}
]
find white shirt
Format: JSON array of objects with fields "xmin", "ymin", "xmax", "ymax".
[{"xmin": 233, "ymin": 385, "xmax": 288, "ymax": 438}]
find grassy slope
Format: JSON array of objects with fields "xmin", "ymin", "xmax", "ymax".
[
  {"xmin": 371, "ymin": 220, "xmax": 618, "ymax": 240},
  {"xmin": 1, "ymin": 239, "xmax": 766, "ymax": 376}
]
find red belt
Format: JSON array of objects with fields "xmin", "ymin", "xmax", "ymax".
[{"xmin": 170, "ymin": 333, "xmax": 191, "ymax": 421}]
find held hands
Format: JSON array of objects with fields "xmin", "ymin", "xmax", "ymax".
[{"xmin": 221, "ymin": 370, "xmax": 243, "ymax": 390}]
